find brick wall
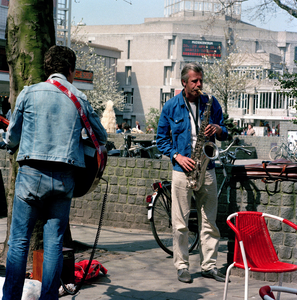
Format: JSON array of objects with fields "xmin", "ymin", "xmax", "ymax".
[{"xmin": 69, "ymin": 157, "xmax": 172, "ymax": 230}]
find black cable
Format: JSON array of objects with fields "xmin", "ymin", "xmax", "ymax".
[{"xmin": 60, "ymin": 178, "xmax": 109, "ymax": 295}]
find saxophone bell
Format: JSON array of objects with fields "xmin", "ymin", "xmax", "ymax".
[{"xmin": 202, "ymin": 141, "xmax": 219, "ymax": 160}]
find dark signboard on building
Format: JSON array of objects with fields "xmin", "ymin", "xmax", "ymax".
[
  {"xmin": 74, "ymin": 69, "xmax": 93, "ymax": 82},
  {"xmin": 182, "ymin": 40, "xmax": 222, "ymax": 58}
]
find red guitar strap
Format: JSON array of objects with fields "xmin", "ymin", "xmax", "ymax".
[{"xmin": 46, "ymin": 79, "xmax": 105, "ymax": 172}]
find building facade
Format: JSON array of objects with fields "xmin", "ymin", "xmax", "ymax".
[{"xmin": 73, "ymin": 1, "xmax": 297, "ymax": 133}]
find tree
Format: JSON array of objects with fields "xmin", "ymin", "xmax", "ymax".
[
  {"xmin": 227, "ymin": 0, "xmax": 297, "ymax": 24},
  {"xmin": 1, "ymin": 0, "xmax": 55, "ymax": 262},
  {"xmin": 223, "ymin": 113, "xmax": 243, "ymax": 141},
  {"xmin": 272, "ymin": 0, "xmax": 297, "ymax": 18},
  {"xmin": 72, "ymin": 29, "xmax": 125, "ymax": 115},
  {"xmin": 145, "ymin": 108, "xmax": 160, "ymax": 134},
  {"xmin": 275, "ymin": 68, "xmax": 297, "ymax": 124},
  {"xmin": 202, "ymin": 52, "xmax": 251, "ymax": 115}
]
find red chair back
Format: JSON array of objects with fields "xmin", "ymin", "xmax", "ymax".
[{"xmin": 233, "ymin": 212, "xmax": 280, "ymax": 271}]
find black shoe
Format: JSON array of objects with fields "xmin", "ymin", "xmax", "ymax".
[
  {"xmin": 177, "ymin": 268, "xmax": 192, "ymax": 283},
  {"xmin": 201, "ymin": 268, "xmax": 227, "ymax": 282}
]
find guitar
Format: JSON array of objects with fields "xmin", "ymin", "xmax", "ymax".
[
  {"xmin": 45, "ymin": 79, "xmax": 108, "ymax": 198},
  {"xmin": 2, "ymin": 116, "xmax": 107, "ymax": 197},
  {"xmin": 73, "ymin": 137, "xmax": 107, "ymax": 198},
  {"xmin": 0, "ymin": 115, "xmax": 9, "ymax": 131}
]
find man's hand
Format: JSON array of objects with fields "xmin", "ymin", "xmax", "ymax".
[
  {"xmin": 0, "ymin": 141, "xmax": 7, "ymax": 150},
  {"xmin": 175, "ymin": 154, "xmax": 196, "ymax": 172},
  {"xmin": 205, "ymin": 124, "xmax": 222, "ymax": 138}
]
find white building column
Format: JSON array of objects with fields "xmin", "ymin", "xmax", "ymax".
[{"xmin": 248, "ymin": 94, "xmax": 254, "ymax": 115}]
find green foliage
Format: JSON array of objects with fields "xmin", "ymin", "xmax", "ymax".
[
  {"xmin": 202, "ymin": 51, "xmax": 251, "ymax": 115},
  {"xmin": 223, "ymin": 113, "xmax": 243, "ymax": 141},
  {"xmin": 145, "ymin": 107, "xmax": 161, "ymax": 134},
  {"xmin": 275, "ymin": 65, "xmax": 297, "ymax": 124},
  {"xmin": 277, "ymin": 72, "xmax": 297, "ymax": 98}
]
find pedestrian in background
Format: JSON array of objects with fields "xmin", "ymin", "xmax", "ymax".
[{"xmin": 247, "ymin": 124, "xmax": 255, "ymax": 136}]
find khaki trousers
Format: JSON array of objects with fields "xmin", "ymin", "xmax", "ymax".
[{"xmin": 172, "ymin": 168, "xmax": 220, "ymax": 271}]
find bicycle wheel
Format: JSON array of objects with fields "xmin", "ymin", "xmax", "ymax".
[
  {"xmin": 150, "ymin": 192, "xmax": 199, "ymax": 256},
  {"xmin": 269, "ymin": 146, "xmax": 283, "ymax": 160}
]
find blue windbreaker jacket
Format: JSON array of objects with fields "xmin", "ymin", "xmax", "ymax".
[{"xmin": 156, "ymin": 90, "xmax": 228, "ymax": 172}]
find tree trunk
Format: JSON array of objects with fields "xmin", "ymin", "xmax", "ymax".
[{"xmin": 1, "ymin": 0, "xmax": 56, "ymax": 263}]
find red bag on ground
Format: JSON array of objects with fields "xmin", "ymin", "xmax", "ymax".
[{"xmin": 74, "ymin": 260, "xmax": 108, "ymax": 284}]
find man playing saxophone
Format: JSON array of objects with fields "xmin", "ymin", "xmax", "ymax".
[{"xmin": 156, "ymin": 62, "xmax": 228, "ymax": 284}]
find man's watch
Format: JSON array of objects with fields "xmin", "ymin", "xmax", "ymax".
[{"xmin": 173, "ymin": 152, "xmax": 179, "ymax": 160}]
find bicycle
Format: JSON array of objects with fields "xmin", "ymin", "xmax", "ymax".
[
  {"xmin": 146, "ymin": 138, "xmax": 252, "ymax": 256},
  {"xmin": 269, "ymin": 138, "xmax": 297, "ymax": 162},
  {"xmin": 108, "ymin": 133, "xmax": 162, "ymax": 159},
  {"xmin": 129, "ymin": 140, "xmax": 162, "ymax": 159}
]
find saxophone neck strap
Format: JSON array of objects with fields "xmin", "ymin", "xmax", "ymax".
[{"xmin": 183, "ymin": 89, "xmax": 200, "ymax": 134}]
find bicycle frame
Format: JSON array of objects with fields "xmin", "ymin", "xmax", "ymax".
[{"xmin": 147, "ymin": 181, "xmax": 171, "ymax": 221}]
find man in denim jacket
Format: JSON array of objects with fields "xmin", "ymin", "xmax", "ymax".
[
  {"xmin": 2, "ymin": 45, "xmax": 107, "ymax": 300},
  {"xmin": 157, "ymin": 62, "xmax": 228, "ymax": 284}
]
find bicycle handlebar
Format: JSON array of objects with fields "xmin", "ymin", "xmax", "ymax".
[
  {"xmin": 235, "ymin": 147, "xmax": 252, "ymax": 156},
  {"xmin": 218, "ymin": 138, "xmax": 253, "ymax": 165},
  {"xmin": 218, "ymin": 138, "xmax": 238, "ymax": 155}
]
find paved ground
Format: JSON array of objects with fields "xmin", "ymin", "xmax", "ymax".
[{"xmin": 1, "ymin": 217, "xmax": 297, "ymax": 299}]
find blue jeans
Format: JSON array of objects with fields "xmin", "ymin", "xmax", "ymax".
[{"xmin": 2, "ymin": 164, "xmax": 75, "ymax": 300}]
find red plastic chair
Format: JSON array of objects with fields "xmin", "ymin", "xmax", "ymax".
[
  {"xmin": 223, "ymin": 211, "xmax": 297, "ymax": 300},
  {"xmin": 259, "ymin": 285, "xmax": 297, "ymax": 300}
]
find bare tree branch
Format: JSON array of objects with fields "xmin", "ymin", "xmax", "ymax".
[{"xmin": 273, "ymin": 0, "xmax": 297, "ymax": 18}]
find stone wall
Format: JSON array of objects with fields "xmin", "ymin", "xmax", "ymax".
[{"xmin": 69, "ymin": 157, "xmax": 172, "ymax": 230}]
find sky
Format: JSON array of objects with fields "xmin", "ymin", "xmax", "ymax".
[{"xmin": 71, "ymin": 0, "xmax": 297, "ymax": 32}]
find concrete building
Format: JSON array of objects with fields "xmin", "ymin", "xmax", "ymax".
[{"xmin": 73, "ymin": 0, "xmax": 297, "ymax": 133}]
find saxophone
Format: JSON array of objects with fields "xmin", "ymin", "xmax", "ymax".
[{"xmin": 186, "ymin": 90, "xmax": 219, "ymax": 191}]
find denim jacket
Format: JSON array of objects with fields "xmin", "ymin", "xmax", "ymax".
[
  {"xmin": 156, "ymin": 90, "xmax": 228, "ymax": 172},
  {"xmin": 3, "ymin": 73, "xmax": 107, "ymax": 168}
]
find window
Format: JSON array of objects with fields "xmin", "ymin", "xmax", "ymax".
[
  {"xmin": 273, "ymin": 92, "xmax": 285, "ymax": 109},
  {"xmin": 161, "ymin": 89, "xmax": 175, "ymax": 107},
  {"xmin": 204, "ymin": 2, "xmax": 211, "ymax": 11},
  {"xmin": 168, "ymin": 39, "xmax": 174, "ymax": 59},
  {"xmin": 288, "ymin": 96, "xmax": 296, "ymax": 109},
  {"xmin": 164, "ymin": 66, "xmax": 172, "ymax": 86},
  {"xmin": 127, "ymin": 40, "xmax": 131, "ymax": 59},
  {"xmin": 185, "ymin": 1, "xmax": 192, "ymax": 10},
  {"xmin": 124, "ymin": 90, "xmax": 134, "ymax": 104},
  {"xmin": 259, "ymin": 92, "xmax": 272, "ymax": 109},
  {"xmin": 214, "ymin": 2, "xmax": 221, "ymax": 12},
  {"xmin": 125, "ymin": 66, "xmax": 132, "ymax": 85}
]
